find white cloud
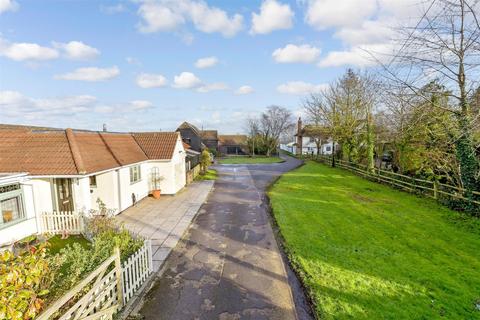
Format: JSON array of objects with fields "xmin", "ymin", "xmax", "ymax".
[
  {"xmin": 277, "ymin": 81, "xmax": 328, "ymax": 95},
  {"xmin": 0, "ymin": 0, "xmax": 18, "ymax": 14},
  {"xmin": 195, "ymin": 56, "xmax": 218, "ymax": 68},
  {"xmin": 272, "ymin": 44, "xmax": 320, "ymax": 63},
  {"xmin": 235, "ymin": 85, "xmax": 254, "ymax": 95},
  {"xmin": 318, "ymin": 43, "xmax": 394, "ymax": 68},
  {"xmin": 0, "ymin": 90, "xmax": 97, "ymax": 117},
  {"xmin": 197, "ymin": 82, "xmax": 228, "ymax": 93},
  {"xmin": 306, "ymin": 0, "xmax": 429, "ymax": 68},
  {"xmin": 100, "ymin": 3, "xmax": 126, "ymax": 14},
  {"xmin": 136, "ymin": 73, "xmax": 168, "ymax": 88},
  {"xmin": 137, "ymin": 2, "xmax": 185, "ymax": 33},
  {"xmin": 0, "ymin": 91, "xmax": 155, "ymax": 126},
  {"xmin": 250, "ymin": 0, "xmax": 294, "ymax": 35},
  {"xmin": 55, "ymin": 66, "xmax": 120, "ymax": 82},
  {"xmin": 137, "ymin": 0, "xmax": 243, "ymax": 37},
  {"xmin": 126, "ymin": 57, "xmax": 141, "ymax": 65},
  {"xmin": 53, "ymin": 41, "xmax": 100, "ymax": 60},
  {"xmin": 173, "ymin": 71, "xmax": 202, "ymax": 89},
  {"xmin": 0, "ymin": 38, "xmax": 59, "ymax": 61},
  {"xmin": 128, "ymin": 100, "xmax": 154, "ymax": 110},
  {"xmin": 305, "ymin": 0, "xmax": 377, "ymax": 30}
]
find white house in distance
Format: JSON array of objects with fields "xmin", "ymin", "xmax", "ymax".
[
  {"xmin": 280, "ymin": 118, "xmax": 336, "ymax": 155},
  {"xmin": 0, "ymin": 126, "xmax": 186, "ymax": 246}
]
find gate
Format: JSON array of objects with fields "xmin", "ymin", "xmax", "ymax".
[{"xmin": 38, "ymin": 248, "xmax": 123, "ymax": 320}]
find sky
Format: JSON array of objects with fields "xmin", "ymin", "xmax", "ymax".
[{"xmin": 0, "ymin": 0, "xmax": 422, "ymax": 133}]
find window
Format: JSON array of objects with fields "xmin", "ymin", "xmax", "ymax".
[
  {"xmin": 0, "ymin": 184, "xmax": 25, "ymax": 228},
  {"xmin": 89, "ymin": 175, "xmax": 97, "ymax": 187},
  {"xmin": 326, "ymin": 146, "xmax": 331, "ymax": 152},
  {"xmin": 130, "ymin": 165, "xmax": 141, "ymax": 184}
]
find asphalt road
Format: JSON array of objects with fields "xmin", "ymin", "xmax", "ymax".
[{"xmin": 138, "ymin": 155, "xmax": 310, "ymax": 320}]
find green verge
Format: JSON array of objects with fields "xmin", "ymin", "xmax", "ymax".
[
  {"xmin": 218, "ymin": 156, "xmax": 284, "ymax": 164},
  {"xmin": 268, "ymin": 161, "xmax": 480, "ymax": 320},
  {"xmin": 196, "ymin": 169, "xmax": 218, "ymax": 181}
]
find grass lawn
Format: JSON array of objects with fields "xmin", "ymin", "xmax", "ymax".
[
  {"xmin": 218, "ymin": 156, "xmax": 284, "ymax": 164},
  {"xmin": 47, "ymin": 235, "xmax": 91, "ymax": 255},
  {"xmin": 196, "ymin": 169, "xmax": 218, "ymax": 180},
  {"xmin": 268, "ymin": 161, "xmax": 480, "ymax": 319}
]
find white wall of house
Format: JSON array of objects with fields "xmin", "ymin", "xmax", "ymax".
[
  {"xmin": 0, "ymin": 175, "xmax": 38, "ymax": 246},
  {"xmin": 73, "ymin": 177, "xmax": 91, "ymax": 214},
  {"xmin": 89, "ymin": 170, "xmax": 118, "ymax": 213},
  {"xmin": 31, "ymin": 178, "xmax": 54, "ymax": 213},
  {"xmin": 117, "ymin": 164, "xmax": 149, "ymax": 212}
]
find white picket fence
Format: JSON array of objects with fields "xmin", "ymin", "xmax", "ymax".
[
  {"xmin": 37, "ymin": 211, "xmax": 155, "ymax": 318},
  {"xmin": 40, "ymin": 211, "xmax": 84, "ymax": 234},
  {"xmin": 122, "ymin": 239, "xmax": 153, "ymax": 305}
]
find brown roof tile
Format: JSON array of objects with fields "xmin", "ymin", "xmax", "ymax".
[
  {"xmin": 0, "ymin": 130, "xmax": 78, "ymax": 175},
  {"xmin": 0, "ymin": 127, "xmax": 178, "ymax": 176},
  {"xmin": 132, "ymin": 132, "xmax": 179, "ymax": 160},
  {"xmin": 100, "ymin": 133, "xmax": 148, "ymax": 166},
  {"xmin": 200, "ymin": 130, "xmax": 218, "ymax": 140},
  {"xmin": 218, "ymin": 135, "xmax": 248, "ymax": 145}
]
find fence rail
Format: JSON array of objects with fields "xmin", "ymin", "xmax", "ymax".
[
  {"xmin": 122, "ymin": 239, "xmax": 153, "ymax": 305},
  {"xmin": 38, "ymin": 248, "xmax": 122, "ymax": 320},
  {"xmin": 40, "ymin": 211, "xmax": 84, "ymax": 234},
  {"xmin": 312, "ymin": 154, "xmax": 480, "ymax": 207}
]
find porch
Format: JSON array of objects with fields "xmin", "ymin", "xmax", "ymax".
[{"xmin": 114, "ymin": 180, "xmax": 214, "ymax": 272}]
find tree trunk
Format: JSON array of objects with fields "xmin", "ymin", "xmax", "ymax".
[{"xmin": 366, "ymin": 112, "xmax": 375, "ymax": 172}]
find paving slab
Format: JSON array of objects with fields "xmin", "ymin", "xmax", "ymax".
[{"xmin": 115, "ymin": 180, "xmax": 214, "ymax": 272}]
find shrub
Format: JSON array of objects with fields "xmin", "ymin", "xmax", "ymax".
[
  {"xmin": 50, "ymin": 225, "xmax": 143, "ymax": 299},
  {"xmin": 0, "ymin": 244, "xmax": 58, "ymax": 320}
]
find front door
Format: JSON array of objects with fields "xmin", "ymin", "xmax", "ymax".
[{"xmin": 56, "ymin": 178, "xmax": 74, "ymax": 212}]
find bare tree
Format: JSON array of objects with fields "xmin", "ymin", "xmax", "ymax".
[
  {"xmin": 260, "ymin": 106, "xmax": 294, "ymax": 156},
  {"xmin": 245, "ymin": 117, "xmax": 260, "ymax": 156},
  {"xmin": 303, "ymin": 69, "xmax": 378, "ymax": 169},
  {"xmin": 378, "ymin": 0, "xmax": 480, "ymax": 192}
]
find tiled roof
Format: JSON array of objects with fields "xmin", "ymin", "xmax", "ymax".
[
  {"xmin": 177, "ymin": 122, "xmax": 200, "ymax": 135},
  {"xmin": 0, "ymin": 127, "xmax": 180, "ymax": 176},
  {"xmin": 218, "ymin": 135, "xmax": 248, "ymax": 145},
  {"xmin": 132, "ymin": 132, "xmax": 180, "ymax": 160},
  {"xmin": 100, "ymin": 133, "xmax": 148, "ymax": 166},
  {"xmin": 183, "ymin": 142, "xmax": 191, "ymax": 150},
  {"xmin": 200, "ymin": 130, "xmax": 218, "ymax": 140},
  {"xmin": 0, "ymin": 130, "xmax": 78, "ymax": 175}
]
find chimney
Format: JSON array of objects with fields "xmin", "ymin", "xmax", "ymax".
[
  {"xmin": 103, "ymin": 123, "xmax": 107, "ymax": 132},
  {"xmin": 296, "ymin": 117, "xmax": 303, "ymax": 156},
  {"xmin": 65, "ymin": 128, "xmax": 86, "ymax": 174}
]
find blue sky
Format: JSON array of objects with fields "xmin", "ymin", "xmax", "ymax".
[{"xmin": 0, "ymin": 0, "xmax": 419, "ymax": 133}]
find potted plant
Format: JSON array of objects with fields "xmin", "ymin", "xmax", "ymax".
[{"xmin": 151, "ymin": 175, "xmax": 164, "ymax": 199}]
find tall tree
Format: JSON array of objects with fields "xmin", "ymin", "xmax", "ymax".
[
  {"xmin": 304, "ymin": 69, "xmax": 377, "ymax": 168},
  {"xmin": 379, "ymin": 0, "xmax": 480, "ymax": 193},
  {"xmin": 260, "ymin": 106, "xmax": 294, "ymax": 156}
]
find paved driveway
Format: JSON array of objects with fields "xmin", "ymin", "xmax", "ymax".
[{"xmin": 138, "ymin": 155, "xmax": 306, "ymax": 320}]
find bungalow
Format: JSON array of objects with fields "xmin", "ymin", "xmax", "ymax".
[
  {"xmin": 218, "ymin": 135, "xmax": 248, "ymax": 155},
  {"xmin": 0, "ymin": 127, "xmax": 186, "ymax": 246}
]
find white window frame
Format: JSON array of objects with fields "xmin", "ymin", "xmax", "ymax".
[
  {"xmin": 0, "ymin": 184, "xmax": 26, "ymax": 229},
  {"xmin": 130, "ymin": 165, "xmax": 142, "ymax": 184}
]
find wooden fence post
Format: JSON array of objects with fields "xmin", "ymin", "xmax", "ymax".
[
  {"xmin": 433, "ymin": 180, "xmax": 438, "ymax": 199},
  {"xmin": 114, "ymin": 247, "xmax": 124, "ymax": 307}
]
